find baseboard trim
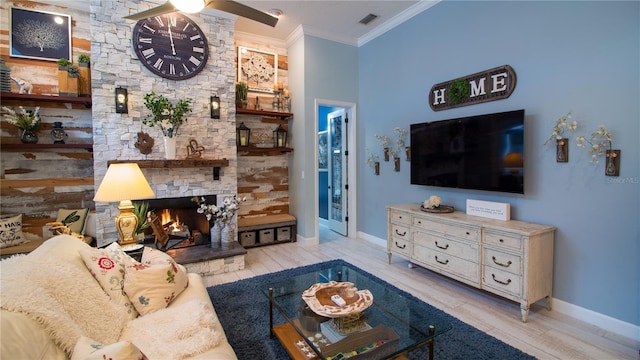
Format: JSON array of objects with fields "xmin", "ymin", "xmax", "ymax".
[
  {"xmin": 552, "ymin": 298, "xmax": 640, "ymax": 342},
  {"xmin": 356, "ymin": 231, "xmax": 639, "ymax": 343}
]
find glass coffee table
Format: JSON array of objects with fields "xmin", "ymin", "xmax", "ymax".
[{"xmin": 263, "ymin": 263, "xmax": 451, "ymax": 360}]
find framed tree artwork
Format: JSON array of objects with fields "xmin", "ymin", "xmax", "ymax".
[
  {"xmin": 238, "ymin": 46, "xmax": 277, "ymax": 93},
  {"xmin": 10, "ymin": 7, "xmax": 72, "ymax": 62}
]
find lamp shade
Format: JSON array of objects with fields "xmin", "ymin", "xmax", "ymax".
[{"xmin": 94, "ymin": 163, "xmax": 155, "ymax": 202}]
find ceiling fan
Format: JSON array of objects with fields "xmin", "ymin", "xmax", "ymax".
[{"xmin": 124, "ymin": 0, "xmax": 279, "ymax": 27}]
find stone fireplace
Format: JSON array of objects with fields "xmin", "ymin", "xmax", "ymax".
[{"xmin": 90, "ymin": 1, "xmax": 238, "ymax": 248}]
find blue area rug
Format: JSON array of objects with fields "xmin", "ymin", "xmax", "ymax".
[{"xmin": 208, "ymin": 259, "xmax": 535, "ymax": 359}]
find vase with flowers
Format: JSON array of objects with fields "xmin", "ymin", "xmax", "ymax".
[
  {"xmin": 576, "ymin": 125, "xmax": 619, "ymax": 176},
  {"xmin": 195, "ymin": 195, "xmax": 246, "ymax": 248},
  {"xmin": 142, "ymin": 92, "xmax": 193, "ymax": 159},
  {"xmin": 2, "ymin": 106, "xmax": 41, "ymax": 143},
  {"xmin": 543, "ymin": 111, "xmax": 576, "ymax": 162}
]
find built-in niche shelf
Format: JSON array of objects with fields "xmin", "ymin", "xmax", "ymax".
[
  {"xmin": 236, "ymin": 107, "xmax": 293, "ymax": 120},
  {"xmin": 1, "ymin": 92, "xmax": 92, "ymax": 108},
  {"xmin": 1, "ymin": 143, "xmax": 93, "ymax": 151},
  {"xmin": 107, "ymin": 159, "xmax": 230, "ymax": 180}
]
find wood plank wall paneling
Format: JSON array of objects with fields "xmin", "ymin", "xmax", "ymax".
[
  {"xmin": 1, "ymin": 2, "xmax": 94, "ymax": 237},
  {"xmin": 236, "ymin": 113, "xmax": 291, "ymax": 219}
]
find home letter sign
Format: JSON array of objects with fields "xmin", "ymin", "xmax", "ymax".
[{"xmin": 429, "ymin": 65, "xmax": 517, "ymax": 111}]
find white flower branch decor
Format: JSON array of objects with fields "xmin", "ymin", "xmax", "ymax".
[
  {"xmin": 543, "ymin": 111, "xmax": 576, "ymax": 162},
  {"xmin": 374, "ymin": 134, "xmax": 390, "ymax": 161},
  {"xmin": 576, "ymin": 125, "xmax": 620, "ymax": 176},
  {"xmin": 365, "ymin": 148, "xmax": 380, "ymax": 175}
]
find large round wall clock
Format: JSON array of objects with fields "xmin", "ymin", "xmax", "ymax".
[{"xmin": 132, "ymin": 13, "xmax": 209, "ymax": 80}]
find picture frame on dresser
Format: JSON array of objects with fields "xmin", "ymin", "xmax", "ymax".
[{"xmin": 10, "ymin": 7, "xmax": 72, "ymax": 62}]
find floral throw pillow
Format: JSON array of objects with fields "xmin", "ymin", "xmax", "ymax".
[
  {"xmin": 80, "ymin": 242, "xmax": 139, "ymax": 319},
  {"xmin": 71, "ymin": 336, "xmax": 147, "ymax": 360},
  {"xmin": 123, "ymin": 247, "xmax": 189, "ymax": 316},
  {"xmin": 0, "ymin": 214, "xmax": 29, "ymax": 249}
]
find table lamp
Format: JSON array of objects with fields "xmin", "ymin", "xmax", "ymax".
[{"xmin": 94, "ymin": 163, "xmax": 155, "ymax": 245}]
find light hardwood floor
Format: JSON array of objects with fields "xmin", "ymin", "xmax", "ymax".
[{"xmin": 208, "ymin": 227, "xmax": 639, "ymax": 360}]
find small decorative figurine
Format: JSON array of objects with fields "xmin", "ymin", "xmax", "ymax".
[
  {"xmin": 186, "ymin": 139, "xmax": 205, "ymax": 159},
  {"xmin": 134, "ymin": 131, "xmax": 154, "ymax": 155},
  {"xmin": 50, "ymin": 122, "xmax": 68, "ymax": 144},
  {"xmin": 10, "ymin": 76, "xmax": 33, "ymax": 94}
]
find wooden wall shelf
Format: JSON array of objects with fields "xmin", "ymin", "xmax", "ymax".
[
  {"xmin": 107, "ymin": 159, "xmax": 230, "ymax": 180},
  {"xmin": 1, "ymin": 143, "xmax": 93, "ymax": 151},
  {"xmin": 107, "ymin": 159, "xmax": 230, "ymax": 168},
  {"xmin": 1, "ymin": 92, "xmax": 92, "ymax": 108},
  {"xmin": 237, "ymin": 146, "xmax": 293, "ymax": 156},
  {"xmin": 236, "ymin": 108, "xmax": 293, "ymax": 119}
]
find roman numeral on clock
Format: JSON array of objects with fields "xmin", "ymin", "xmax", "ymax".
[
  {"xmin": 169, "ymin": 63, "xmax": 176, "ymax": 75},
  {"xmin": 141, "ymin": 48, "xmax": 155, "ymax": 59},
  {"xmin": 153, "ymin": 58, "xmax": 164, "ymax": 70}
]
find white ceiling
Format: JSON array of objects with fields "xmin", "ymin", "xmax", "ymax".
[
  {"xmin": 57, "ymin": 0, "xmax": 439, "ymax": 47},
  {"xmin": 232, "ymin": 1, "xmax": 439, "ymax": 46}
]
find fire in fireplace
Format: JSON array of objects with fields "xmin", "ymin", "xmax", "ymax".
[{"xmin": 133, "ymin": 195, "xmax": 216, "ymax": 249}]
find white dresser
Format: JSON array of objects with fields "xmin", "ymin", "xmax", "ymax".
[{"xmin": 387, "ymin": 204, "xmax": 555, "ymax": 322}]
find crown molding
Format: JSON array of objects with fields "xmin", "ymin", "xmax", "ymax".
[{"xmin": 358, "ymin": 0, "xmax": 441, "ymax": 47}]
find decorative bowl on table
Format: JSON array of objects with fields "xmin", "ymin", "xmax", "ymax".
[{"xmin": 301, "ymin": 281, "xmax": 373, "ymax": 318}]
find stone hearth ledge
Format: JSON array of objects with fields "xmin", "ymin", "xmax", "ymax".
[{"xmin": 166, "ymin": 242, "xmax": 247, "ymax": 279}]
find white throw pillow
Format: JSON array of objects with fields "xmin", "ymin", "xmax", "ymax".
[
  {"xmin": 80, "ymin": 242, "xmax": 139, "ymax": 319},
  {"xmin": 124, "ymin": 247, "xmax": 189, "ymax": 315},
  {"xmin": 71, "ymin": 336, "xmax": 147, "ymax": 360},
  {"xmin": 0, "ymin": 214, "xmax": 29, "ymax": 249}
]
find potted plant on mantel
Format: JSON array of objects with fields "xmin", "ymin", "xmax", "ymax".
[
  {"xmin": 236, "ymin": 82, "xmax": 248, "ymax": 109},
  {"xmin": 142, "ymin": 92, "xmax": 193, "ymax": 159},
  {"xmin": 57, "ymin": 58, "xmax": 71, "ymax": 96},
  {"xmin": 77, "ymin": 54, "xmax": 91, "ymax": 97}
]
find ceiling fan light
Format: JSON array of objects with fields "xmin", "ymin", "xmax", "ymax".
[{"xmin": 170, "ymin": 0, "xmax": 205, "ymax": 13}]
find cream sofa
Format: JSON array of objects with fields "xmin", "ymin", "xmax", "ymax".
[{"xmin": 0, "ymin": 235, "xmax": 237, "ymax": 359}]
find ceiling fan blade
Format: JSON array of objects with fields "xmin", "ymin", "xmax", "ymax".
[
  {"xmin": 124, "ymin": 1, "xmax": 177, "ymax": 21},
  {"xmin": 206, "ymin": 0, "xmax": 278, "ymax": 27}
]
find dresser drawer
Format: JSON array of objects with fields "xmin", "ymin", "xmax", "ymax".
[
  {"xmin": 483, "ymin": 231, "xmax": 523, "ymax": 251},
  {"xmin": 483, "ymin": 248, "xmax": 522, "ymax": 276},
  {"xmin": 413, "ymin": 217, "xmax": 480, "ymax": 242},
  {"xmin": 390, "ymin": 237, "xmax": 411, "ymax": 257},
  {"xmin": 390, "ymin": 210, "xmax": 411, "ymax": 225},
  {"xmin": 483, "ymin": 265, "xmax": 522, "ymax": 297},
  {"xmin": 413, "ymin": 244, "xmax": 478, "ymax": 283},
  {"xmin": 414, "ymin": 231, "xmax": 478, "ymax": 263},
  {"xmin": 391, "ymin": 224, "xmax": 409, "ymax": 239}
]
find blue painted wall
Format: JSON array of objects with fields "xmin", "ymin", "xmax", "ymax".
[{"xmin": 358, "ymin": 1, "xmax": 639, "ymax": 326}]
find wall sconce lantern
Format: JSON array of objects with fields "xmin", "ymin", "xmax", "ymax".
[
  {"xmin": 273, "ymin": 124, "xmax": 287, "ymax": 148},
  {"xmin": 210, "ymin": 95, "xmax": 220, "ymax": 119},
  {"xmin": 115, "ymin": 86, "xmax": 128, "ymax": 114},
  {"xmin": 237, "ymin": 122, "xmax": 250, "ymax": 147}
]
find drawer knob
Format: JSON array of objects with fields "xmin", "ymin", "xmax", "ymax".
[
  {"xmin": 395, "ymin": 229, "xmax": 406, "ymax": 237},
  {"xmin": 435, "ymin": 256, "xmax": 449, "ymax": 265},
  {"xmin": 395, "ymin": 241, "xmax": 406, "ymax": 249},
  {"xmin": 435, "ymin": 241, "xmax": 449, "ymax": 250},
  {"xmin": 466, "ymin": 231, "xmax": 470, "ymax": 235},
  {"xmin": 499, "ymin": 238, "xmax": 504, "ymax": 243},
  {"xmin": 492, "ymin": 256, "xmax": 513, "ymax": 268},
  {"xmin": 491, "ymin": 273, "xmax": 512, "ymax": 285}
]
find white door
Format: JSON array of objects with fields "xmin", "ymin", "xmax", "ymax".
[{"xmin": 327, "ymin": 109, "xmax": 348, "ymax": 236}]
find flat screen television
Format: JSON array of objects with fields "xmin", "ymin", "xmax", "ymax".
[{"xmin": 410, "ymin": 109, "xmax": 525, "ymax": 194}]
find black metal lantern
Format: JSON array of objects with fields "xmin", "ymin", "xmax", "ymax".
[
  {"xmin": 115, "ymin": 86, "xmax": 128, "ymax": 113},
  {"xmin": 210, "ymin": 95, "xmax": 220, "ymax": 119},
  {"xmin": 237, "ymin": 122, "xmax": 250, "ymax": 147},
  {"xmin": 273, "ymin": 124, "xmax": 287, "ymax": 148}
]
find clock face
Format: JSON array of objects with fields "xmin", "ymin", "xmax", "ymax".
[{"xmin": 132, "ymin": 13, "xmax": 209, "ymax": 80}]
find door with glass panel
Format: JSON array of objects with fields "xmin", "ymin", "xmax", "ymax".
[{"xmin": 327, "ymin": 109, "xmax": 347, "ymax": 236}]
